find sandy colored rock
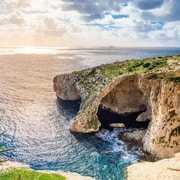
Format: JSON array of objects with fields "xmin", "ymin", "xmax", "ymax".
[
  {"xmin": 109, "ymin": 123, "xmax": 125, "ymax": 128},
  {"xmin": 143, "ymin": 76, "xmax": 180, "ymax": 158},
  {"xmin": 101, "ymin": 75, "xmax": 146, "ymax": 114},
  {"xmin": 53, "ymin": 74, "xmax": 80, "ymax": 100},
  {"xmin": 126, "ymin": 152, "xmax": 180, "ymax": 180},
  {"xmin": 51, "ymin": 171, "xmax": 94, "ymax": 180},
  {"xmin": 0, "ymin": 161, "xmax": 29, "ymax": 171},
  {"xmin": 54, "ymin": 55, "xmax": 180, "ymax": 158}
]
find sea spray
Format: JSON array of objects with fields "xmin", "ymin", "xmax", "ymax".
[{"xmin": 96, "ymin": 128, "xmax": 139, "ymax": 162}]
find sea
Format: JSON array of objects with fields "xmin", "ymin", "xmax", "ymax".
[{"xmin": 0, "ymin": 46, "xmax": 180, "ymax": 180}]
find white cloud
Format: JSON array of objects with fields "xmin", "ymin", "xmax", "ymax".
[
  {"xmin": 148, "ymin": 21, "xmax": 180, "ymax": 40},
  {"xmin": 0, "ymin": 0, "xmax": 179, "ymax": 47},
  {"xmin": 0, "ymin": 11, "xmax": 25, "ymax": 25},
  {"xmin": 5, "ymin": 0, "xmax": 30, "ymax": 9},
  {"xmin": 32, "ymin": 17, "xmax": 67, "ymax": 37}
]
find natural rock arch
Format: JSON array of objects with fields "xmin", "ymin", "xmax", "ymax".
[{"xmin": 54, "ymin": 56, "xmax": 180, "ymax": 158}]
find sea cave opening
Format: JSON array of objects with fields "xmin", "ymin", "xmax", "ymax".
[
  {"xmin": 96, "ymin": 76, "xmax": 151, "ymax": 132},
  {"xmin": 97, "ymin": 106, "xmax": 150, "ymax": 131}
]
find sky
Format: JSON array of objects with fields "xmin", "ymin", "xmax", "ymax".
[{"xmin": 0, "ymin": 0, "xmax": 180, "ymax": 47}]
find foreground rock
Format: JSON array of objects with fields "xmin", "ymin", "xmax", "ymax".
[
  {"xmin": 0, "ymin": 161, "xmax": 94, "ymax": 180},
  {"xmin": 126, "ymin": 152, "xmax": 180, "ymax": 180},
  {"xmin": 54, "ymin": 55, "xmax": 180, "ymax": 158}
]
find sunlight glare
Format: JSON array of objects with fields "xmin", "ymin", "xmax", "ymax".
[{"xmin": 19, "ymin": 47, "xmax": 58, "ymax": 54}]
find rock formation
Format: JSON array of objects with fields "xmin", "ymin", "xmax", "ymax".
[
  {"xmin": 126, "ymin": 152, "xmax": 180, "ymax": 180},
  {"xmin": 54, "ymin": 55, "xmax": 180, "ymax": 158}
]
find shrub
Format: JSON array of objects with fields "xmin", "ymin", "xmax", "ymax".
[{"xmin": 163, "ymin": 76, "xmax": 180, "ymax": 83}]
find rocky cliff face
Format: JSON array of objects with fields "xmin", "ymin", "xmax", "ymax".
[
  {"xmin": 126, "ymin": 152, "xmax": 180, "ymax": 180},
  {"xmin": 54, "ymin": 55, "xmax": 180, "ymax": 158},
  {"xmin": 143, "ymin": 75, "xmax": 180, "ymax": 157}
]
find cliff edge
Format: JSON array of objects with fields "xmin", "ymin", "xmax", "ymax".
[
  {"xmin": 54, "ymin": 55, "xmax": 180, "ymax": 158},
  {"xmin": 126, "ymin": 152, "xmax": 180, "ymax": 180},
  {"xmin": 0, "ymin": 161, "xmax": 94, "ymax": 180}
]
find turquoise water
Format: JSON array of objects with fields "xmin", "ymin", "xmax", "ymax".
[{"xmin": 0, "ymin": 47, "xmax": 180, "ymax": 180}]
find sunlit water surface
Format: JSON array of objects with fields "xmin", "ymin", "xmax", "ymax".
[{"xmin": 0, "ymin": 47, "xmax": 180, "ymax": 180}]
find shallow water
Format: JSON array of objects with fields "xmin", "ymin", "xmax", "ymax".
[{"xmin": 0, "ymin": 47, "xmax": 180, "ymax": 180}]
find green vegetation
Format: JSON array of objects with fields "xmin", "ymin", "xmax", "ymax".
[
  {"xmin": 169, "ymin": 126, "xmax": 180, "ymax": 141},
  {"xmin": 127, "ymin": 61, "xmax": 143, "ymax": 72},
  {"xmin": 87, "ymin": 68, "xmax": 97, "ymax": 77},
  {"xmin": 74, "ymin": 55, "xmax": 180, "ymax": 97},
  {"xmin": 126, "ymin": 57, "xmax": 167, "ymax": 73},
  {"xmin": 100, "ymin": 56, "xmax": 169, "ymax": 76},
  {"xmin": 151, "ymin": 136, "xmax": 166, "ymax": 144},
  {"xmin": 100, "ymin": 62, "xmax": 124, "ymax": 76},
  {"xmin": 84, "ymin": 117, "xmax": 99, "ymax": 130},
  {"xmin": 0, "ymin": 132, "xmax": 14, "ymax": 158},
  {"xmin": 0, "ymin": 169, "xmax": 65, "ymax": 180},
  {"xmin": 163, "ymin": 76, "xmax": 180, "ymax": 83}
]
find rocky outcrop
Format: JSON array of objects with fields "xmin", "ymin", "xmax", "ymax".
[
  {"xmin": 119, "ymin": 129, "xmax": 146, "ymax": 142},
  {"xmin": 54, "ymin": 55, "xmax": 180, "ymax": 158},
  {"xmin": 126, "ymin": 152, "xmax": 180, "ymax": 180},
  {"xmin": 143, "ymin": 76, "xmax": 180, "ymax": 158},
  {"xmin": 0, "ymin": 161, "xmax": 29, "ymax": 171},
  {"xmin": 53, "ymin": 74, "xmax": 80, "ymax": 100}
]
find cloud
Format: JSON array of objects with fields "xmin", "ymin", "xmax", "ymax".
[
  {"xmin": 0, "ymin": 0, "xmax": 179, "ymax": 47},
  {"xmin": 139, "ymin": 0, "xmax": 180, "ymax": 22},
  {"xmin": 3, "ymin": 0, "xmax": 30, "ymax": 9},
  {"xmin": 62, "ymin": 0, "xmax": 180, "ymax": 22},
  {"xmin": 133, "ymin": 0, "xmax": 165, "ymax": 10},
  {"xmin": 163, "ymin": 0, "xmax": 180, "ymax": 21},
  {"xmin": 61, "ymin": 0, "xmax": 166, "ymax": 21},
  {"xmin": 21, "ymin": 10, "xmax": 48, "ymax": 14},
  {"xmin": 148, "ymin": 21, "xmax": 180, "ymax": 40},
  {"xmin": 62, "ymin": 0, "xmax": 127, "ymax": 21},
  {"xmin": 134, "ymin": 20, "xmax": 164, "ymax": 32},
  {"xmin": 32, "ymin": 17, "xmax": 67, "ymax": 37},
  {"xmin": 0, "ymin": 11, "xmax": 25, "ymax": 25}
]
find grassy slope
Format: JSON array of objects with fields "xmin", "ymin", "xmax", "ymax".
[
  {"xmin": 74, "ymin": 55, "xmax": 180, "ymax": 95},
  {"xmin": 0, "ymin": 169, "xmax": 65, "ymax": 180}
]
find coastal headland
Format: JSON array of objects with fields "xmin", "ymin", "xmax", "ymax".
[{"xmin": 54, "ymin": 55, "xmax": 180, "ymax": 158}]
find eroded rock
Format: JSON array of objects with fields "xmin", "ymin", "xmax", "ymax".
[
  {"xmin": 54, "ymin": 55, "xmax": 180, "ymax": 158},
  {"xmin": 53, "ymin": 74, "xmax": 80, "ymax": 100},
  {"xmin": 119, "ymin": 129, "xmax": 146, "ymax": 142},
  {"xmin": 126, "ymin": 152, "xmax": 180, "ymax": 180},
  {"xmin": 109, "ymin": 123, "xmax": 125, "ymax": 128}
]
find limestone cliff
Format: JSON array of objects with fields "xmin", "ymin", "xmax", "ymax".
[
  {"xmin": 126, "ymin": 152, "xmax": 180, "ymax": 180},
  {"xmin": 54, "ymin": 55, "xmax": 180, "ymax": 158}
]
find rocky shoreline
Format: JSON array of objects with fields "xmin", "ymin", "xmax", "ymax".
[
  {"xmin": 54, "ymin": 55, "xmax": 180, "ymax": 159},
  {"xmin": 126, "ymin": 152, "xmax": 180, "ymax": 180}
]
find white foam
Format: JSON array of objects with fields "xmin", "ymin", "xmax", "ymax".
[{"xmin": 96, "ymin": 128, "xmax": 139, "ymax": 162}]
